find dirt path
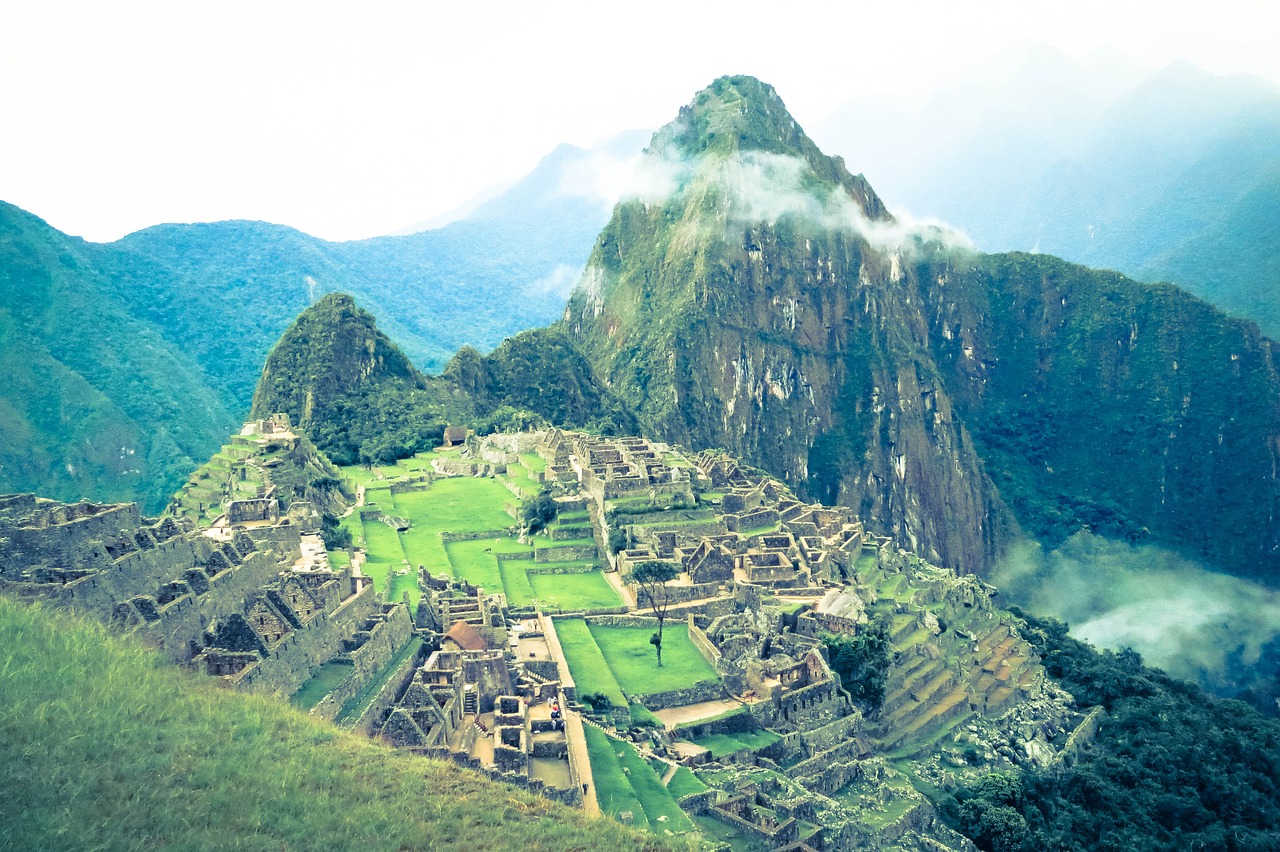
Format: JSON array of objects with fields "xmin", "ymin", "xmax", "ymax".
[
  {"xmin": 652, "ymin": 698, "xmax": 745, "ymax": 729},
  {"xmin": 603, "ymin": 569, "xmax": 636, "ymax": 608}
]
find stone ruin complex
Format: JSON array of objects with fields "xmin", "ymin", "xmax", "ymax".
[
  {"xmin": 1, "ymin": 422, "xmax": 1093, "ymax": 850},
  {"xmin": 169, "ymin": 413, "xmax": 348, "ymax": 533},
  {"xmin": 318, "ymin": 427, "xmax": 1085, "ymax": 849},
  {"xmin": 0, "ymin": 419, "xmax": 403, "ymax": 707}
]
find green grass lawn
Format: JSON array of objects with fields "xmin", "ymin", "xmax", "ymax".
[
  {"xmin": 500, "ymin": 559, "xmax": 538, "ymax": 607},
  {"xmin": 528, "ymin": 571, "xmax": 622, "ymax": 612},
  {"xmin": 554, "ymin": 618, "xmax": 626, "ymax": 707},
  {"xmin": 689, "ymin": 730, "xmax": 781, "ymax": 759},
  {"xmin": 359, "ymin": 561, "xmax": 392, "ymax": 602},
  {"xmin": 504, "ymin": 462, "xmax": 542, "ymax": 497},
  {"xmin": 392, "ymin": 478, "xmax": 515, "ymax": 532},
  {"xmin": 338, "ymin": 450, "xmax": 465, "ymax": 488},
  {"xmin": 386, "ymin": 567, "xmax": 419, "ymax": 605},
  {"xmin": 584, "ymin": 724, "xmax": 648, "ymax": 829},
  {"xmin": 582, "ymin": 726, "xmax": 694, "ymax": 834},
  {"xmin": 289, "ymin": 660, "xmax": 354, "ymax": 710},
  {"xmin": 666, "ymin": 766, "xmax": 707, "ymax": 799},
  {"xmin": 520, "ymin": 453, "xmax": 547, "ymax": 472},
  {"xmin": 359, "ymin": 482, "xmax": 394, "ymax": 504},
  {"xmin": 391, "ymin": 477, "xmax": 516, "ymax": 580},
  {"xmin": 443, "ymin": 539, "xmax": 522, "ymax": 593},
  {"xmin": 613, "ymin": 736, "xmax": 696, "ymax": 832},
  {"xmin": 0, "ymin": 600, "xmax": 670, "ymax": 852},
  {"xmin": 588, "ymin": 623, "xmax": 720, "ymax": 697},
  {"xmin": 359, "ymin": 519, "xmax": 416, "ymax": 603}
]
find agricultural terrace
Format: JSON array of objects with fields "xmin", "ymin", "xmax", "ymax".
[
  {"xmin": 500, "ymin": 558, "xmax": 622, "ymax": 611},
  {"xmin": 336, "ymin": 453, "xmax": 628, "ymax": 613},
  {"xmin": 501, "ymin": 453, "xmax": 546, "ymax": 498},
  {"xmin": 557, "ymin": 618, "xmax": 720, "ymax": 702},
  {"xmin": 335, "ymin": 457, "xmax": 517, "ymax": 606},
  {"xmin": 583, "ymin": 725, "xmax": 696, "ymax": 835}
]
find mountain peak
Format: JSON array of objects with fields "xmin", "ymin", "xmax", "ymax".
[
  {"xmin": 653, "ymin": 75, "xmax": 810, "ymax": 159},
  {"xmin": 250, "ymin": 292, "xmax": 423, "ymax": 429}
]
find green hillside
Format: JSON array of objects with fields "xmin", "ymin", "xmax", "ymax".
[
  {"xmin": 0, "ymin": 202, "xmax": 237, "ymax": 512},
  {"xmin": 0, "ymin": 596, "xmax": 677, "ymax": 852}
]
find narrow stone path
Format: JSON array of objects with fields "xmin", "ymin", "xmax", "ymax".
[
  {"xmin": 660, "ymin": 762, "xmax": 679, "ymax": 787},
  {"xmin": 563, "ymin": 708, "xmax": 600, "ymax": 816},
  {"xmin": 603, "ymin": 568, "xmax": 636, "ymax": 608}
]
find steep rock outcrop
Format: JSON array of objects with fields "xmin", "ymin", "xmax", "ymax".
[
  {"xmin": 565, "ymin": 77, "xmax": 1013, "ymax": 573},
  {"xmin": 564, "ymin": 75, "xmax": 1280, "ymax": 582}
]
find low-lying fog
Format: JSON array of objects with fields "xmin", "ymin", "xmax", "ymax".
[{"xmin": 992, "ymin": 532, "xmax": 1280, "ymax": 701}]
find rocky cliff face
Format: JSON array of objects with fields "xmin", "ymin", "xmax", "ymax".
[
  {"xmin": 565, "ymin": 77, "xmax": 1014, "ymax": 573},
  {"xmin": 565, "ymin": 75, "xmax": 1280, "ymax": 582}
]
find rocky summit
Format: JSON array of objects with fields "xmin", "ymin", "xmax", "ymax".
[{"xmin": 566, "ymin": 75, "xmax": 1280, "ymax": 584}]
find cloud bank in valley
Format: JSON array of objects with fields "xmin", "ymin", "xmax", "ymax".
[{"xmin": 992, "ymin": 532, "xmax": 1280, "ymax": 694}]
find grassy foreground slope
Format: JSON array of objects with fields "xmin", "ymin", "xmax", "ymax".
[{"xmin": 0, "ymin": 598, "xmax": 677, "ymax": 852}]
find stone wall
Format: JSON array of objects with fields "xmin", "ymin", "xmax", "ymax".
[
  {"xmin": 634, "ymin": 680, "xmax": 728, "ymax": 711},
  {"xmin": 441, "ymin": 529, "xmax": 514, "ymax": 543},
  {"xmin": 677, "ymin": 789, "xmax": 717, "ymax": 815},
  {"xmin": 787, "ymin": 738, "xmax": 865, "ymax": 795},
  {"xmin": 524, "ymin": 563, "xmax": 597, "ymax": 576},
  {"xmin": 133, "ymin": 548, "xmax": 284, "ymax": 661},
  {"xmin": 584, "ymin": 614, "xmax": 659, "ymax": 629},
  {"xmin": 687, "ymin": 616, "xmax": 722, "ymax": 668},
  {"xmin": 725, "ymin": 507, "xmax": 780, "ymax": 532},
  {"xmin": 311, "ymin": 604, "xmax": 415, "ymax": 721},
  {"xmin": 349, "ymin": 637, "xmax": 429, "ymax": 736},
  {"xmin": 0, "ymin": 498, "xmax": 143, "ymax": 579},
  {"xmin": 387, "ymin": 476, "xmax": 433, "ymax": 495},
  {"xmin": 627, "ymin": 580, "xmax": 722, "ymax": 606},
  {"xmin": 236, "ymin": 580, "xmax": 379, "ymax": 698},
  {"xmin": 673, "ymin": 706, "xmax": 759, "ymax": 740},
  {"xmin": 534, "ymin": 544, "xmax": 598, "ymax": 563}
]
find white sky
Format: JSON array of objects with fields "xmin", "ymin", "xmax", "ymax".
[{"xmin": 1, "ymin": 0, "xmax": 1277, "ymax": 242}]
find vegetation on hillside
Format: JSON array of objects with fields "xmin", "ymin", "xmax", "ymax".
[
  {"xmin": 952, "ymin": 610, "xmax": 1280, "ymax": 851},
  {"xmin": 564, "ymin": 74, "xmax": 1280, "ymax": 585},
  {"xmin": 0, "ymin": 597, "xmax": 677, "ymax": 851},
  {"xmin": 938, "ymin": 251, "xmax": 1280, "ymax": 582},
  {"xmin": 0, "ymin": 202, "xmax": 236, "ymax": 512},
  {"xmin": 252, "ymin": 294, "xmax": 638, "ymax": 469},
  {"xmin": 821, "ymin": 621, "xmax": 891, "ymax": 711},
  {"xmin": 445, "ymin": 328, "xmax": 640, "ymax": 436}
]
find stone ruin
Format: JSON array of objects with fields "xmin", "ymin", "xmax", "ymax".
[{"xmin": 0, "ymin": 491, "xmax": 398, "ymax": 700}]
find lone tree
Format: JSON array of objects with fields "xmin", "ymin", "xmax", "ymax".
[
  {"xmin": 632, "ymin": 560, "xmax": 678, "ymax": 666},
  {"xmin": 521, "ymin": 486, "xmax": 558, "ymax": 534}
]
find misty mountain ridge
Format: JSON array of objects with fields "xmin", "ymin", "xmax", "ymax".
[
  {"xmin": 0, "ymin": 137, "xmax": 628, "ymax": 509},
  {"xmin": 818, "ymin": 45, "xmax": 1280, "ymax": 338},
  {"xmin": 565, "ymin": 74, "xmax": 1280, "ymax": 589}
]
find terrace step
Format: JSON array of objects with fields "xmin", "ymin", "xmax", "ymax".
[
  {"xmin": 884, "ymin": 700, "xmax": 976, "ymax": 759},
  {"xmin": 974, "ymin": 623, "xmax": 1011, "ymax": 656},
  {"xmin": 881, "ymin": 658, "xmax": 944, "ymax": 715},
  {"xmin": 889, "ymin": 613, "xmax": 920, "ymax": 644},
  {"xmin": 889, "ymin": 670, "xmax": 958, "ymax": 730},
  {"xmin": 879, "ymin": 685, "xmax": 972, "ymax": 753}
]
